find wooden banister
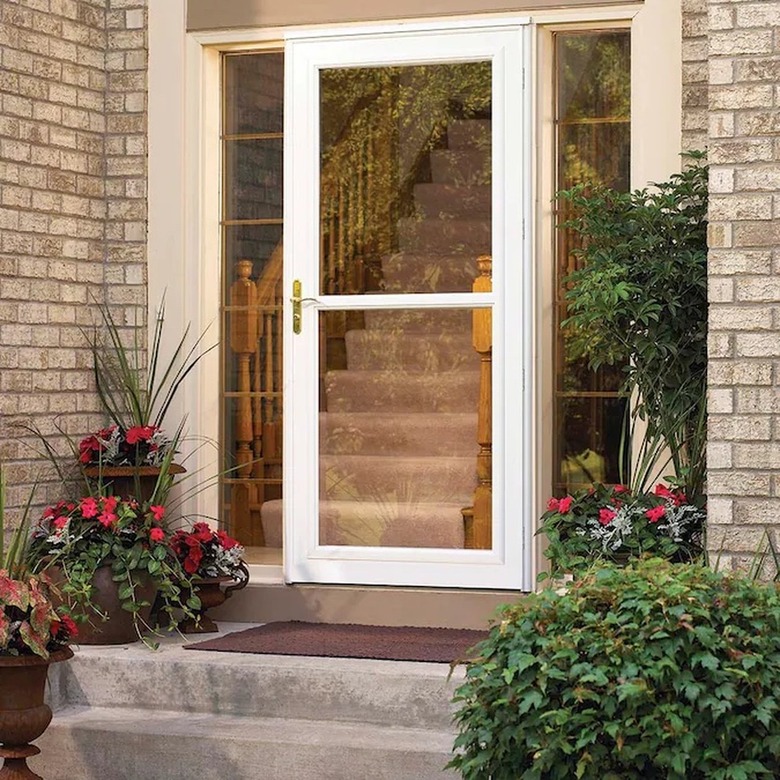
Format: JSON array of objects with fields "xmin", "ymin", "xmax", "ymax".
[{"xmin": 463, "ymin": 254, "xmax": 492, "ymax": 549}]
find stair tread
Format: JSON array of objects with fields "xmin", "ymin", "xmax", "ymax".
[{"xmin": 46, "ymin": 705, "xmax": 456, "ymax": 748}]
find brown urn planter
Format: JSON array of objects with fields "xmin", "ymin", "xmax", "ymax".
[
  {"xmin": 0, "ymin": 648, "xmax": 73, "ymax": 780},
  {"xmin": 179, "ymin": 562, "xmax": 249, "ymax": 634},
  {"xmin": 51, "ymin": 564, "xmax": 157, "ymax": 645}
]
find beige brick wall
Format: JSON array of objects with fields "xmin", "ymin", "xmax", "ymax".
[
  {"xmin": 705, "ymin": 0, "xmax": 780, "ymax": 569},
  {"xmin": 0, "ymin": 0, "xmax": 147, "ymax": 517}
]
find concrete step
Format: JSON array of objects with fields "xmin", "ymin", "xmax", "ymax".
[
  {"xmin": 344, "ymin": 329, "xmax": 478, "ymax": 371},
  {"xmin": 214, "ymin": 585, "xmax": 520, "ymax": 630},
  {"xmin": 446, "ymin": 119, "xmax": 491, "ymax": 150},
  {"xmin": 380, "ymin": 252, "xmax": 480, "ymax": 294},
  {"xmin": 44, "ymin": 640, "xmax": 461, "ymax": 729},
  {"xmin": 430, "ymin": 149, "xmax": 491, "ymax": 185},
  {"xmin": 397, "ymin": 216, "xmax": 491, "ymax": 255},
  {"xmin": 261, "ymin": 498, "xmax": 467, "ymax": 548},
  {"xmin": 35, "ymin": 706, "xmax": 457, "ymax": 780},
  {"xmin": 325, "ymin": 370, "xmax": 480, "ymax": 413},
  {"xmin": 414, "ymin": 183, "xmax": 491, "ymax": 218},
  {"xmin": 321, "ymin": 412, "xmax": 477, "ymax": 457}
]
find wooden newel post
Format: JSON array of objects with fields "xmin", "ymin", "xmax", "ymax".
[
  {"xmin": 230, "ymin": 260, "xmax": 259, "ymax": 544},
  {"xmin": 463, "ymin": 255, "xmax": 492, "ymax": 549}
]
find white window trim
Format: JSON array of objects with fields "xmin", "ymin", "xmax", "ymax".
[{"xmin": 148, "ymin": 0, "xmax": 682, "ymax": 587}]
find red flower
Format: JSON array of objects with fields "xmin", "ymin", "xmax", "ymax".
[
  {"xmin": 149, "ymin": 527, "xmax": 165, "ymax": 543},
  {"xmin": 646, "ymin": 505, "xmax": 666, "ymax": 523},
  {"xmin": 599, "ymin": 508, "xmax": 616, "ymax": 526},
  {"xmin": 80, "ymin": 497, "xmax": 99, "ymax": 519},
  {"xmin": 53, "ymin": 516, "xmax": 69, "ymax": 530},
  {"xmin": 557, "ymin": 496, "xmax": 573, "ymax": 514},
  {"xmin": 102, "ymin": 496, "xmax": 118, "ymax": 514},
  {"xmin": 49, "ymin": 620, "xmax": 61, "ymax": 637},
  {"xmin": 61, "ymin": 614, "xmax": 78, "ymax": 637},
  {"xmin": 97, "ymin": 511, "xmax": 117, "ymax": 528},
  {"xmin": 217, "ymin": 530, "xmax": 239, "ymax": 550},
  {"xmin": 547, "ymin": 497, "xmax": 559, "ymax": 511},
  {"xmin": 193, "ymin": 522, "xmax": 214, "ymax": 543},
  {"xmin": 149, "ymin": 505, "xmax": 165, "ymax": 522},
  {"xmin": 613, "ymin": 485, "xmax": 629, "ymax": 493},
  {"xmin": 125, "ymin": 425, "xmax": 155, "ymax": 445},
  {"xmin": 654, "ymin": 484, "xmax": 674, "ymax": 500}
]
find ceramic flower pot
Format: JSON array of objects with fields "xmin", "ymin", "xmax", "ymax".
[
  {"xmin": 51, "ymin": 564, "xmax": 157, "ymax": 645},
  {"xmin": 179, "ymin": 562, "xmax": 249, "ymax": 634},
  {"xmin": 0, "ymin": 648, "xmax": 73, "ymax": 780}
]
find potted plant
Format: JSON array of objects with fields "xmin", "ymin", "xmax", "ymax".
[
  {"xmin": 28, "ymin": 495, "xmax": 200, "ymax": 647},
  {"xmin": 169, "ymin": 522, "xmax": 249, "ymax": 633},
  {"xmin": 0, "ymin": 467, "xmax": 76, "ymax": 779},
  {"xmin": 80, "ymin": 295, "xmax": 214, "ymax": 501},
  {"xmin": 450, "ymin": 559, "xmax": 780, "ymax": 779},
  {"xmin": 557, "ymin": 153, "xmax": 708, "ymax": 503},
  {"xmin": 538, "ymin": 482, "xmax": 705, "ymax": 578}
]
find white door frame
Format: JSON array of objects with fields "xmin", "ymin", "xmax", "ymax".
[{"xmin": 284, "ymin": 20, "xmax": 534, "ymax": 590}]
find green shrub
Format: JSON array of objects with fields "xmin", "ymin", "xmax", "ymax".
[{"xmin": 450, "ymin": 559, "xmax": 780, "ymax": 779}]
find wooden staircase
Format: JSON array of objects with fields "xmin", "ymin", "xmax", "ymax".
[{"xmin": 260, "ymin": 118, "xmax": 492, "ymax": 550}]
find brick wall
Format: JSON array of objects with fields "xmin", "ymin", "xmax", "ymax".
[
  {"xmin": 0, "ymin": 0, "xmax": 147, "ymax": 518},
  {"xmin": 705, "ymin": 0, "xmax": 780, "ymax": 568}
]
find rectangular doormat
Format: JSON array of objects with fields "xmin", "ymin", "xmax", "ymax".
[{"xmin": 184, "ymin": 621, "xmax": 488, "ymax": 663}]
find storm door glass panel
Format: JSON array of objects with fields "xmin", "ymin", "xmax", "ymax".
[
  {"xmin": 318, "ymin": 307, "xmax": 491, "ymax": 549},
  {"xmin": 317, "ymin": 61, "xmax": 494, "ymax": 551},
  {"xmin": 319, "ymin": 62, "xmax": 492, "ymax": 296},
  {"xmin": 553, "ymin": 31, "xmax": 631, "ymax": 494},
  {"xmin": 221, "ymin": 51, "xmax": 285, "ymax": 561}
]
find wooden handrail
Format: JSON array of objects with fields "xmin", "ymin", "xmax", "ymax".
[{"xmin": 463, "ymin": 255, "xmax": 492, "ymax": 549}]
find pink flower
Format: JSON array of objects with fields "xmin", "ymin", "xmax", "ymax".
[
  {"xmin": 97, "ymin": 512, "xmax": 117, "ymax": 528},
  {"xmin": 599, "ymin": 508, "xmax": 616, "ymax": 525},
  {"xmin": 557, "ymin": 496, "xmax": 573, "ymax": 514},
  {"xmin": 149, "ymin": 505, "xmax": 165, "ymax": 522},
  {"xmin": 102, "ymin": 496, "xmax": 118, "ymax": 514},
  {"xmin": 613, "ymin": 485, "xmax": 628, "ymax": 493},
  {"xmin": 80, "ymin": 497, "xmax": 99, "ymax": 519},
  {"xmin": 547, "ymin": 497, "xmax": 559, "ymax": 511},
  {"xmin": 646, "ymin": 505, "xmax": 666, "ymax": 523},
  {"xmin": 53, "ymin": 516, "xmax": 69, "ymax": 530},
  {"xmin": 149, "ymin": 527, "xmax": 165, "ymax": 543}
]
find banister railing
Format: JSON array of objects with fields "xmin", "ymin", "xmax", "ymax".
[{"xmin": 463, "ymin": 254, "xmax": 493, "ymax": 550}]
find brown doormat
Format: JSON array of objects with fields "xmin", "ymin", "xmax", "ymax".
[{"xmin": 184, "ymin": 621, "xmax": 488, "ymax": 663}]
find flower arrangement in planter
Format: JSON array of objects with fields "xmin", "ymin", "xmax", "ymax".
[
  {"xmin": 78, "ymin": 424, "xmax": 172, "ymax": 468},
  {"xmin": 0, "ymin": 466, "xmax": 75, "ymax": 778},
  {"xmin": 451, "ymin": 559, "xmax": 780, "ymax": 779},
  {"xmin": 169, "ymin": 522, "xmax": 248, "ymax": 634},
  {"xmin": 539, "ymin": 482, "xmax": 705, "ymax": 576},
  {"xmin": 29, "ymin": 495, "xmax": 200, "ymax": 646}
]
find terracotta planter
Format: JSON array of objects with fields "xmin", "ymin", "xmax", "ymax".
[
  {"xmin": 0, "ymin": 647, "xmax": 73, "ymax": 780},
  {"xmin": 51, "ymin": 564, "xmax": 157, "ymax": 645},
  {"xmin": 82, "ymin": 464, "xmax": 185, "ymax": 503},
  {"xmin": 179, "ymin": 562, "xmax": 249, "ymax": 634}
]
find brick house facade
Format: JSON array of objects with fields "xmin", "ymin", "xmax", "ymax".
[{"xmin": 1, "ymin": 0, "xmax": 779, "ymax": 575}]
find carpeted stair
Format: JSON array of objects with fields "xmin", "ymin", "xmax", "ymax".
[{"xmin": 262, "ymin": 119, "xmax": 491, "ymax": 549}]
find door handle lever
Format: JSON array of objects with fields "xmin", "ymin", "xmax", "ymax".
[{"xmin": 290, "ymin": 280, "xmax": 317, "ymax": 334}]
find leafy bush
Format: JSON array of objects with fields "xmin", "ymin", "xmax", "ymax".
[
  {"xmin": 558, "ymin": 154, "xmax": 708, "ymax": 501},
  {"xmin": 451, "ymin": 559, "xmax": 780, "ymax": 779}
]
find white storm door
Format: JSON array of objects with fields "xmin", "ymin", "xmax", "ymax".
[{"xmin": 284, "ymin": 21, "xmax": 532, "ymax": 589}]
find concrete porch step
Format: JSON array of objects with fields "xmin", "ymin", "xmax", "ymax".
[{"xmin": 35, "ymin": 706, "xmax": 456, "ymax": 780}]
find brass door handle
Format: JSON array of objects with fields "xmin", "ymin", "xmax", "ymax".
[{"xmin": 290, "ymin": 280, "xmax": 318, "ymax": 334}]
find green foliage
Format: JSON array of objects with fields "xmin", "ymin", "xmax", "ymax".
[
  {"xmin": 84, "ymin": 295, "xmax": 216, "ymax": 432},
  {"xmin": 558, "ymin": 153, "xmax": 708, "ymax": 501},
  {"xmin": 539, "ymin": 484, "xmax": 704, "ymax": 576},
  {"xmin": 451, "ymin": 559, "xmax": 780, "ymax": 779}
]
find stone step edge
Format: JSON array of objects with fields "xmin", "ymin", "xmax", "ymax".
[{"xmin": 44, "ymin": 705, "xmax": 457, "ymax": 753}]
